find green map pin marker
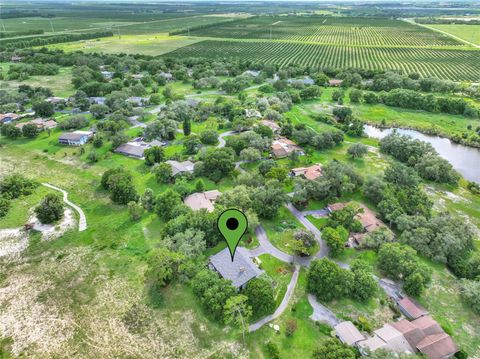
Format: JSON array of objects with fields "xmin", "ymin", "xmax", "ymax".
[{"xmin": 217, "ymin": 208, "xmax": 248, "ymax": 261}]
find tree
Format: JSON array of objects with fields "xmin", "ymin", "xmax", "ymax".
[
  {"xmin": 363, "ymin": 176, "xmax": 386, "ymax": 205},
  {"xmin": 155, "ymin": 189, "xmax": 182, "ymax": 220},
  {"xmin": 199, "ymin": 130, "xmax": 219, "ymax": 145},
  {"xmin": 322, "ymin": 226, "xmax": 348, "ymax": 257},
  {"xmin": 223, "ymin": 294, "xmax": 252, "ymax": 342},
  {"xmin": 0, "ymin": 197, "xmax": 10, "ymax": 217},
  {"xmin": 362, "ymin": 227, "xmax": 394, "ymax": 250},
  {"xmin": 202, "ymin": 148, "xmax": 236, "ymax": 182},
  {"xmin": 291, "ymin": 229, "xmax": 317, "ymax": 256},
  {"xmin": 403, "ymin": 271, "xmax": 426, "ymax": 297},
  {"xmin": 460, "ymin": 279, "xmax": 480, "ymax": 314},
  {"xmin": 87, "ymin": 151, "xmax": 99, "ymax": 163},
  {"xmin": 89, "ymin": 104, "xmax": 109, "ymax": 119},
  {"xmin": 183, "ymin": 135, "xmax": 202, "ymax": 154},
  {"xmin": 163, "ymin": 229, "xmax": 206, "ymax": 257},
  {"xmin": 265, "ymin": 341, "xmax": 281, "ymax": 359},
  {"xmin": 35, "ymin": 193, "xmax": 64, "ymax": 224},
  {"xmin": 258, "ymin": 159, "xmax": 278, "ymax": 176},
  {"xmin": 154, "ymin": 162, "xmax": 173, "ymax": 183},
  {"xmin": 141, "ymin": 188, "xmax": 155, "ymax": 211},
  {"xmin": 285, "ymin": 319, "xmax": 298, "ymax": 337},
  {"xmin": 33, "ymin": 101, "xmax": 55, "ymax": 117},
  {"xmin": 351, "ymin": 260, "xmax": 377, "ymax": 301},
  {"xmin": 195, "ymin": 179, "xmax": 205, "ymax": 192},
  {"xmin": 145, "ymin": 247, "xmax": 184, "ymax": 288},
  {"xmin": 347, "ymin": 143, "xmax": 368, "ymax": 158},
  {"xmin": 92, "ymin": 135, "xmax": 103, "ymax": 148},
  {"xmin": 312, "ymin": 339, "xmax": 356, "ymax": 359},
  {"xmin": 307, "ymin": 258, "xmax": 354, "ymax": 302},
  {"xmin": 326, "ymin": 203, "xmax": 363, "ymax": 233},
  {"xmin": 252, "ymin": 181, "xmax": 286, "ymax": 219},
  {"xmin": 128, "ymin": 201, "xmax": 143, "ymax": 221},
  {"xmin": 0, "ymin": 174, "xmax": 36, "ymax": 200},
  {"xmin": 21, "ymin": 123, "xmax": 38, "ymax": 138},
  {"xmin": 349, "ymin": 89, "xmax": 363, "ymax": 103},
  {"xmin": 183, "ymin": 117, "xmax": 191, "ymax": 136},
  {"xmin": 144, "ymin": 146, "xmax": 165, "ymax": 166},
  {"xmin": 216, "ymin": 185, "xmax": 252, "ymax": 212},
  {"xmin": 244, "ymin": 277, "xmax": 275, "ymax": 316},
  {"xmin": 192, "ymin": 269, "xmax": 237, "ymax": 321},
  {"xmin": 240, "ymin": 147, "xmax": 261, "ymax": 162},
  {"xmin": 101, "ymin": 167, "xmax": 137, "ymax": 205},
  {"xmin": 1, "ymin": 124, "xmax": 22, "ymax": 139}
]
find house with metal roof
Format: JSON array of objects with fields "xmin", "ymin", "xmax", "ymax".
[
  {"xmin": 58, "ymin": 131, "xmax": 93, "ymax": 146},
  {"xmin": 334, "ymin": 321, "xmax": 365, "ymax": 346},
  {"xmin": 374, "ymin": 324, "xmax": 415, "ymax": 354},
  {"xmin": 416, "ymin": 333, "xmax": 458, "ymax": 359},
  {"xmin": 209, "ymin": 247, "xmax": 263, "ymax": 289},
  {"xmin": 114, "ymin": 138, "xmax": 165, "ymax": 159},
  {"xmin": 166, "ymin": 160, "xmax": 195, "ymax": 176}
]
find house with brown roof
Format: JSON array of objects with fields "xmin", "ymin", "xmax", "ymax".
[
  {"xmin": 327, "ymin": 202, "xmax": 386, "ymax": 246},
  {"xmin": 15, "ymin": 118, "xmax": 57, "ymax": 130},
  {"xmin": 271, "ymin": 137, "xmax": 303, "ymax": 158},
  {"xmin": 260, "ymin": 119, "xmax": 281, "ymax": 133},
  {"xmin": 184, "ymin": 190, "xmax": 221, "ymax": 212},
  {"xmin": 328, "ymin": 79, "xmax": 343, "ymax": 87},
  {"xmin": 416, "ymin": 333, "xmax": 458, "ymax": 359},
  {"xmin": 114, "ymin": 138, "xmax": 165, "ymax": 159},
  {"xmin": 390, "ymin": 319, "xmax": 427, "ymax": 349},
  {"xmin": 397, "ymin": 297, "xmax": 429, "ymax": 320},
  {"xmin": 374, "ymin": 324, "xmax": 415, "ymax": 354},
  {"xmin": 290, "ymin": 163, "xmax": 322, "ymax": 181}
]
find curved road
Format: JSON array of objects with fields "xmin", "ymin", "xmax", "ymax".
[
  {"xmin": 217, "ymin": 131, "xmax": 235, "ymax": 148},
  {"xmin": 42, "ymin": 183, "xmax": 87, "ymax": 231}
]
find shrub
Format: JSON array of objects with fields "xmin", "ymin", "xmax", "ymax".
[{"xmin": 35, "ymin": 193, "xmax": 64, "ymax": 224}]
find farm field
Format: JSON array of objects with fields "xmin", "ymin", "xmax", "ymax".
[
  {"xmin": 427, "ymin": 24, "xmax": 480, "ymax": 46},
  {"xmin": 45, "ymin": 35, "xmax": 204, "ymax": 56},
  {"xmin": 181, "ymin": 16, "xmax": 462, "ymax": 47},
  {"xmin": 165, "ymin": 40, "xmax": 480, "ymax": 81}
]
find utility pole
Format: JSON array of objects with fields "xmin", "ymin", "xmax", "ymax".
[
  {"xmin": 187, "ymin": 25, "xmax": 190, "ymax": 37},
  {"xmin": 49, "ymin": 19, "xmax": 54, "ymax": 33},
  {"xmin": 1, "ymin": 21, "xmax": 5, "ymax": 32}
]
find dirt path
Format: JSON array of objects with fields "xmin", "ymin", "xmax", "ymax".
[{"xmin": 42, "ymin": 183, "xmax": 87, "ymax": 231}]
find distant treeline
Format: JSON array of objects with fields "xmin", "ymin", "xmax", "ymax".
[
  {"xmin": 0, "ymin": 30, "xmax": 44, "ymax": 39},
  {"xmin": 169, "ymin": 16, "xmax": 256, "ymax": 36},
  {"xmin": 0, "ymin": 31, "xmax": 113, "ymax": 50},
  {"xmin": 0, "ymin": 11, "xmax": 55, "ymax": 19},
  {"xmin": 415, "ymin": 18, "xmax": 480, "ymax": 25}
]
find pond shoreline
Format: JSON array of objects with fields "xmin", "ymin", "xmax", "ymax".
[
  {"xmin": 363, "ymin": 124, "xmax": 480, "ymax": 183},
  {"xmin": 362, "ymin": 120, "xmax": 480, "ymax": 149}
]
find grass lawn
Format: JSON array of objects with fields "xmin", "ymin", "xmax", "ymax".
[
  {"xmin": 258, "ymin": 254, "xmax": 294, "ymax": 308},
  {"xmin": 427, "ymin": 24, "xmax": 480, "ymax": 46},
  {"xmin": 245, "ymin": 269, "xmax": 329, "ymax": 358},
  {"xmin": 262, "ymin": 206, "xmax": 302, "ymax": 255},
  {"xmin": 46, "ymin": 34, "xmax": 204, "ymax": 56},
  {"xmin": 0, "ymin": 66, "xmax": 74, "ymax": 97},
  {"xmin": 305, "ymin": 215, "xmax": 328, "ymax": 230}
]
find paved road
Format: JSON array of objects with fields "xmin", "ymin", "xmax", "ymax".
[
  {"xmin": 42, "ymin": 183, "xmax": 87, "ymax": 231},
  {"xmin": 302, "ymin": 209, "xmax": 329, "ymax": 217},
  {"xmin": 249, "ymin": 265, "xmax": 300, "ymax": 332},
  {"xmin": 285, "ymin": 203, "xmax": 329, "ymax": 258},
  {"xmin": 217, "ymin": 131, "xmax": 235, "ymax": 148},
  {"xmin": 255, "ymin": 225, "xmax": 293, "ymax": 263},
  {"xmin": 308, "ymin": 294, "xmax": 340, "ymax": 326},
  {"xmin": 128, "ymin": 115, "xmax": 147, "ymax": 128}
]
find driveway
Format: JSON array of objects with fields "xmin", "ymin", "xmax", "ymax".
[
  {"xmin": 217, "ymin": 131, "xmax": 235, "ymax": 148},
  {"xmin": 255, "ymin": 225, "xmax": 293, "ymax": 263},
  {"xmin": 302, "ymin": 209, "xmax": 329, "ymax": 217},
  {"xmin": 308, "ymin": 294, "xmax": 340, "ymax": 326},
  {"xmin": 128, "ymin": 115, "xmax": 146, "ymax": 128},
  {"xmin": 285, "ymin": 203, "xmax": 329, "ymax": 258},
  {"xmin": 249, "ymin": 265, "xmax": 300, "ymax": 332}
]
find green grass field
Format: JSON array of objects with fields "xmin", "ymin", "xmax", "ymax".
[{"xmin": 428, "ymin": 24, "xmax": 480, "ymax": 46}]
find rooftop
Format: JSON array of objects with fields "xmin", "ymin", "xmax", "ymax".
[
  {"xmin": 58, "ymin": 131, "xmax": 93, "ymax": 141},
  {"xmin": 184, "ymin": 190, "xmax": 221, "ymax": 212},
  {"xmin": 416, "ymin": 333, "xmax": 458, "ymax": 359},
  {"xmin": 358, "ymin": 335, "xmax": 388, "ymax": 352},
  {"xmin": 209, "ymin": 247, "xmax": 263, "ymax": 288},
  {"xmin": 291, "ymin": 163, "xmax": 322, "ymax": 180},
  {"xmin": 334, "ymin": 321, "xmax": 365, "ymax": 346},
  {"xmin": 271, "ymin": 137, "xmax": 302, "ymax": 158},
  {"xmin": 398, "ymin": 297, "xmax": 429, "ymax": 320},
  {"xmin": 166, "ymin": 160, "xmax": 195, "ymax": 176}
]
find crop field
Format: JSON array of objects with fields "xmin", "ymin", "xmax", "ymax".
[
  {"xmin": 165, "ymin": 40, "xmax": 480, "ymax": 80},
  {"xmin": 180, "ymin": 16, "xmax": 462, "ymax": 47},
  {"xmin": 427, "ymin": 24, "xmax": 480, "ymax": 46},
  {"xmin": 0, "ymin": 14, "xmax": 237, "ymax": 37}
]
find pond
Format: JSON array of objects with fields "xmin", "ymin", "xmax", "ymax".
[{"xmin": 363, "ymin": 125, "xmax": 480, "ymax": 183}]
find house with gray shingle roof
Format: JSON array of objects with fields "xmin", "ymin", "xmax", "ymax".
[{"xmin": 209, "ymin": 247, "xmax": 263, "ymax": 289}]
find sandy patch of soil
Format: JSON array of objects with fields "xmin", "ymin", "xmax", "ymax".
[
  {"xmin": 29, "ymin": 208, "xmax": 76, "ymax": 241},
  {"xmin": 0, "ymin": 229, "xmax": 29, "ymax": 261}
]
